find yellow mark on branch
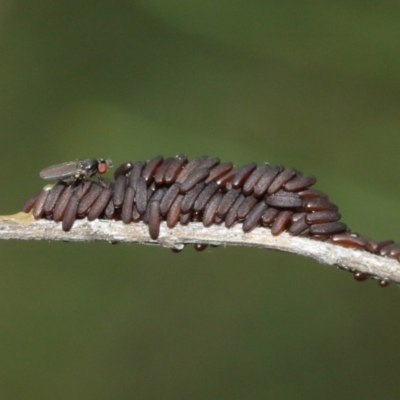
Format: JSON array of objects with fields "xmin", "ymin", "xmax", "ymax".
[{"xmin": 0, "ymin": 211, "xmax": 35, "ymax": 224}]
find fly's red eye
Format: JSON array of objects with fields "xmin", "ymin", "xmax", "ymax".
[{"xmin": 97, "ymin": 162, "xmax": 108, "ymax": 174}]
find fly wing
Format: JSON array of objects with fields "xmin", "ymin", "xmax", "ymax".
[{"xmin": 39, "ymin": 161, "xmax": 80, "ymax": 180}]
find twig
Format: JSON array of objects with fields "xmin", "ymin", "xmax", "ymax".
[{"xmin": 0, "ymin": 212, "xmax": 399, "ymax": 284}]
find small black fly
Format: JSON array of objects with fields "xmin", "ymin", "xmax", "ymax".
[{"xmin": 40, "ymin": 158, "xmax": 113, "ymax": 184}]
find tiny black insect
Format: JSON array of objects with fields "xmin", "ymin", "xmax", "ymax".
[{"xmin": 40, "ymin": 158, "xmax": 113, "ymax": 184}]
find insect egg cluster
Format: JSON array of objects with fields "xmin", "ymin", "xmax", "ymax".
[{"xmin": 22, "ymin": 155, "xmax": 398, "ymax": 286}]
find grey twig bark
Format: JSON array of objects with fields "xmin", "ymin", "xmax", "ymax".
[{"xmin": 0, "ymin": 212, "xmax": 399, "ymax": 284}]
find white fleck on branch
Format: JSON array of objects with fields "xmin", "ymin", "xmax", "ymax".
[{"xmin": 0, "ymin": 212, "xmax": 399, "ymax": 284}]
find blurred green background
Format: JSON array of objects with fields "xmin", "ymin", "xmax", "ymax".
[{"xmin": 1, "ymin": 1, "xmax": 400, "ymax": 399}]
